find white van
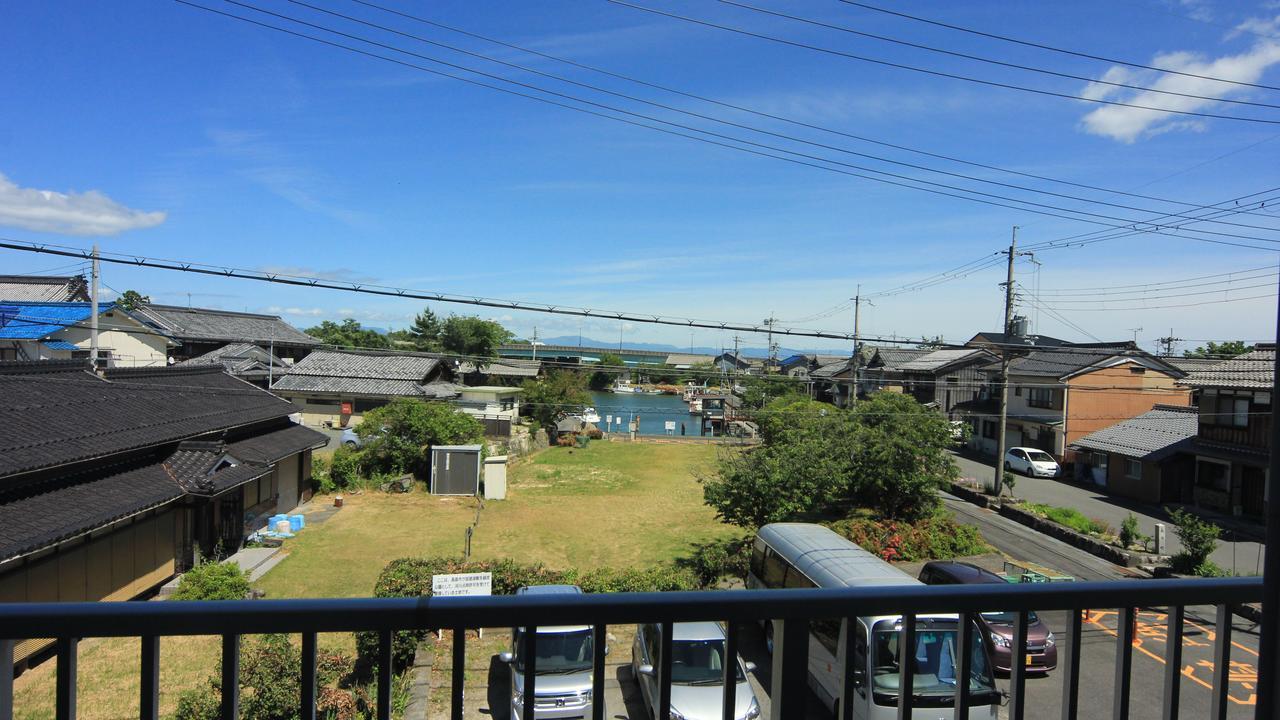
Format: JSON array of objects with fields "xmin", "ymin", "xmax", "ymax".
[
  {"xmin": 749, "ymin": 523, "xmax": 1000, "ymax": 719},
  {"xmin": 499, "ymin": 585, "xmax": 604, "ymax": 719}
]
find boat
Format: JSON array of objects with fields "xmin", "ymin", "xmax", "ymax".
[
  {"xmin": 688, "ymin": 397, "xmax": 702, "ymax": 414},
  {"xmin": 611, "ymin": 380, "xmax": 639, "ymax": 393},
  {"xmin": 579, "ymin": 407, "xmax": 601, "ymax": 424}
]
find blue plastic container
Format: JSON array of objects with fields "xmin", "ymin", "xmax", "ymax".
[{"xmin": 289, "ymin": 515, "xmax": 304, "ymax": 532}]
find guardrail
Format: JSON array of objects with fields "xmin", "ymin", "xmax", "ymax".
[{"xmin": 0, "ymin": 577, "xmax": 1264, "ymax": 720}]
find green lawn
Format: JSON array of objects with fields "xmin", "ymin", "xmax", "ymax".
[{"xmin": 12, "ymin": 440, "xmax": 731, "ymax": 719}]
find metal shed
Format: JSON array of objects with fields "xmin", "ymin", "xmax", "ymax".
[{"xmin": 429, "ymin": 444, "xmax": 483, "ymax": 495}]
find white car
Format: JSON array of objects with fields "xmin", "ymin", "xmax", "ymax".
[{"xmin": 1004, "ymin": 447, "xmax": 1061, "ymax": 478}]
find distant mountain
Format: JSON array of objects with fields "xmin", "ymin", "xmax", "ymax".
[{"xmin": 530, "ymin": 336, "xmax": 851, "ymax": 358}]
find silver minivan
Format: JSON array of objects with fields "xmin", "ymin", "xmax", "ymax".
[
  {"xmin": 499, "ymin": 585, "xmax": 604, "ymax": 719},
  {"xmin": 631, "ymin": 620, "xmax": 761, "ymax": 720}
]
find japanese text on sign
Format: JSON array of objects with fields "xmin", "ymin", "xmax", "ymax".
[{"xmin": 432, "ymin": 572, "xmax": 493, "ymax": 597}]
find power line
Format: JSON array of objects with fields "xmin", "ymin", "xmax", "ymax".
[
  {"xmin": 0, "ymin": 237, "xmax": 902, "ymax": 344},
  {"xmin": 268, "ymin": 0, "xmax": 1280, "ymax": 230},
  {"xmin": 1033, "ymin": 271, "xmax": 1279, "ymax": 299},
  {"xmin": 191, "ymin": 0, "xmax": 1280, "ymax": 242},
  {"xmin": 343, "ymin": 0, "xmax": 1279, "ymax": 217},
  {"xmin": 1041, "ymin": 292, "xmax": 1279, "ymax": 312},
  {"xmin": 605, "ymin": 0, "xmax": 1280, "ymax": 124},
  {"xmin": 1034, "ymin": 264, "xmax": 1280, "ymax": 294},
  {"xmin": 712, "ymin": 0, "xmax": 1280, "ymax": 110},
  {"xmin": 835, "ymin": 0, "xmax": 1280, "ymax": 92}
]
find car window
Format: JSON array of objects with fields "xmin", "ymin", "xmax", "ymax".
[
  {"xmin": 1012, "ymin": 450, "xmax": 1025, "ymax": 459},
  {"xmin": 1027, "ymin": 451, "xmax": 1055, "ymax": 463}
]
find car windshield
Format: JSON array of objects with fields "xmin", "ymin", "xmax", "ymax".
[
  {"xmin": 670, "ymin": 639, "xmax": 745, "ymax": 685},
  {"xmin": 979, "ymin": 610, "xmax": 1040, "ymax": 624},
  {"xmin": 1027, "ymin": 451, "xmax": 1055, "ymax": 463},
  {"xmin": 513, "ymin": 629, "xmax": 593, "ymax": 674},
  {"xmin": 870, "ymin": 620, "xmax": 998, "ymax": 708}
]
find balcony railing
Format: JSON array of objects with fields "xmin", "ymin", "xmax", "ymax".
[{"xmin": 0, "ymin": 577, "xmax": 1264, "ymax": 720}]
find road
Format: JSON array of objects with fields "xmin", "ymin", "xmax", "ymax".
[
  {"xmin": 940, "ymin": 483, "xmax": 1261, "ymax": 719},
  {"xmin": 950, "ymin": 451, "xmax": 1266, "ymax": 575}
]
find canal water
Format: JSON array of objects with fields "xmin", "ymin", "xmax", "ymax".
[{"xmin": 587, "ymin": 390, "xmax": 700, "ymax": 437}]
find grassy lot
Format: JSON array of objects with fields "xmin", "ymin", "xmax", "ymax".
[
  {"xmin": 12, "ymin": 440, "xmax": 729, "ymax": 719},
  {"xmin": 1023, "ymin": 502, "xmax": 1113, "ymax": 537}
]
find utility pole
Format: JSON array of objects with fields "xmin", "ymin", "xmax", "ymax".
[
  {"xmin": 993, "ymin": 227, "xmax": 1019, "ymax": 495},
  {"xmin": 531, "ymin": 327, "xmax": 539, "ymax": 361},
  {"xmin": 1156, "ymin": 329, "xmax": 1182, "ymax": 357},
  {"xmin": 89, "ymin": 243, "xmax": 100, "ymax": 370},
  {"xmin": 732, "ymin": 334, "xmax": 742, "ymax": 389},
  {"xmin": 851, "ymin": 285, "xmax": 862, "ymax": 408},
  {"xmin": 764, "ymin": 314, "xmax": 777, "ymax": 374}
]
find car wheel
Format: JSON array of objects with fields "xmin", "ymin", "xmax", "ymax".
[{"xmin": 343, "ymin": 440, "xmax": 357, "ymax": 449}]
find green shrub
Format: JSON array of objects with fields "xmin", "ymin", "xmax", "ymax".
[
  {"xmin": 357, "ymin": 556, "xmax": 699, "ymax": 671},
  {"xmin": 1024, "ymin": 503, "xmax": 1110, "ymax": 536},
  {"xmin": 173, "ymin": 635, "xmax": 307, "ymax": 720},
  {"xmin": 358, "ymin": 398, "xmax": 485, "ymax": 476},
  {"xmin": 1166, "ymin": 507, "xmax": 1221, "ymax": 575},
  {"xmin": 1119, "ymin": 513, "xmax": 1147, "ymax": 549},
  {"xmin": 825, "ymin": 514, "xmax": 991, "ymax": 562},
  {"xmin": 329, "ymin": 445, "xmax": 364, "ymax": 489},
  {"xmin": 678, "ymin": 535, "xmax": 753, "ymax": 587},
  {"xmin": 310, "ymin": 455, "xmax": 336, "ymax": 494},
  {"xmin": 171, "ymin": 559, "xmax": 251, "ymax": 601}
]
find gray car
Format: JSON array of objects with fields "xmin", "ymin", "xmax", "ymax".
[
  {"xmin": 499, "ymin": 585, "xmax": 604, "ymax": 719},
  {"xmin": 631, "ymin": 621, "xmax": 761, "ymax": 720}
]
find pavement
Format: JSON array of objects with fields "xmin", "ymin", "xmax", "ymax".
[
  {"xmin": 938, "ymin": 481, "xmax": 1261, "ymax": 719},
  {"xmin": 950, "ymin": 451, "xmax": 1267, "ymax": 575}
]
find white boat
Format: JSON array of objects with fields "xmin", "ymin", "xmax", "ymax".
[
  {"xmin": 580, "ymin": 407, "xmax": 601, "ymax": 424},
  {"xmin": 612, "ymin": 380, "xmax": 639, "ymax": 393}
]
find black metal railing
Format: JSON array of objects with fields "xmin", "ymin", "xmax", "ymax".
[{"xmin": 0, "ymin": 577, "xmax": 1265, "ymax": 720}]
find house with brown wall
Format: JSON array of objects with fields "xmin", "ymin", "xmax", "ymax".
[{"xmin": 955, "ymin": 347, "xmax": 1191, "ymax": 461}]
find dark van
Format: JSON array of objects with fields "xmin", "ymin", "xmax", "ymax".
[{"xmin": 918, "ymin": 561, "xmax": 1058, "ymax": 674}]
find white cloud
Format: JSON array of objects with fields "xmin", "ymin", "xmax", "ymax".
[
  {"xmin": 0, "ymin": 172, "xmax": 165, "ymax": 236},
  {"xmin": 1078, "ymin": 23, "xmax": 1280, "ymax": 142}
]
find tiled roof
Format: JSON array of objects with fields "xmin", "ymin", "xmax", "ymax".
[
  {"xmin": 967, "ymin": 331, "xmax": 1068, "ymax": 348},
  {"xmin": 1162, "ymin": 357, "xmax": 1221, "ymax": 374},
  {"xmin": 132, "ymin": 304, "xmax": 319, "ymax": 347},
  {"xmin": 811, "ymin": 358, "xmax": 852, "ymax": 378},
  {"xmin": 0, "ymin": 275, "xmax": 89, "ymax": 302},
  {"xmin": 455, "ymin": 358, "xmax": 541, "ymax": 378},
  {"xmin": 869, "ymin": 347, "xmax": 932, "ymax": 370},
  {"xmin": 162, "ymin": 440, "xmax": 270, "ymax": 496},
  {"xmin": 271, "ymin": 349, "xmax": 460, "ymax": 398},
  {"xmin": 0, "ymin": 459, "xmax": 183, "ymax": 562},
  {"xmin": 0, "ymin": 365, "xmax": 297, "ymax": 479},
  {"xmin": 0, "ymin": 301, "xmax": 116, "ymax": 339},
  {"xmin": 898, "ymin": 348, "xmax": 992, "ymax": 372},
  {"xmin": 227, "ymin": 423, "xmax": 330, "ymax": 464},
  {"xmin": 1180, "ymin": 347, "xmax": 1275, "ymax": 389},
  {"xmin": 999, "ymin": 348, "xmax": 1179, "ymax": 379},
  {"xmin": 1069, "ymin": 405, "xmax": 1198, "ymax": 460},
  {"xmin": 177, "ymin": 342, "xmax": 288, "ymax": 378}
]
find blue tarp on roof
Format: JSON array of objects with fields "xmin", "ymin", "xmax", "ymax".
[
  {"xmin": 40, "ymin": 339, "xmax": 79, "ymax": 351},
  {"xmin": 0, "ymin": 302, "xmax": 116, "ymax": 340}
]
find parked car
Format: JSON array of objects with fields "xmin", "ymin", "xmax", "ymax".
[
  {"xmin": 340, "ymin": 426, "xmax": 363, "ymax": 449},
  {"xmin": 1004, "ymin": 446, "xmax": 1061, "ymax": 477},
  {"xmin": 631, "ymin": 620, "xmax": 761, "ymax": 720},
  {"xmin": 918, "ymin": 561, "xmax": 1058, "ymax": 674},
  {"xmin": 499, "ymin": 585, "xmax": 603, "ymax": 719}
]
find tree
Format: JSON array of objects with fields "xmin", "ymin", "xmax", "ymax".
[
  {"xmin": 357, "ymin": 398, "xmax": 485, "ymax": 476},
  {"xmin": 1183, "ymin": 340, "xmax": 1253, "ymax": 359},
  {"xmin": 737, "ymin": 374, "xmax": 806, "ymax": 410},
  {"xmin": 520, "ymin": 370, "xmax": 590, "ymax": 430},
  {"xmin": 115, "ymin": 289, "xmax": 150, "ymax": 311},
  {"xmin": 589, "ymin": 353, "xmax": 625, "ymax": 391},
  {"xmin": 916, "ymin": 335, "xmax": 945, "ymax": 349},
  {"xmin": 407, "ymin": 308, "xmax": 444, "ymax": 351},
  {"xmin": 702, "ymin": 391, "xmax": 959, "ymax": 529},
  {"xmin": 847, "ymin": 392, "xmax": 959, "ymax": 520},
  {"xmin": 304, "ymin": 319, "xmax": 390, "ymax": 349},
  {"xmin": 439, "ymin": 315, "xmax": 513, "ymax": 357},
  {"xmin": 1166, "ymin": 507, "xmax": 1222, "ymax": 575}
]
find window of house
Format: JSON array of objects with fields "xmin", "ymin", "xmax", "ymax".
[
  {"xmin": 354, "ymin": 398, "xmax": 388, "ymax": 413},
  {"xmin": 982, "ymin": 420, "xmax": 997, "ymax": 439},
  {"xmin": 1196, "ymin": 460, "xmax": 1230, "ymax": 492},
  {"xmin": 1028, "ymin": 388, "xmax": 1057, "ymax": 408},
  {"xmin": 500, "ymin": 397, "xmax": 515, "ymax": 411},
  {"xmin": 1014, "ymin": 386, "xmax": 1022, "ymax": 396},
  {"xmin": 1212, "ymin": 392, "xmax": 1250, "ymax": 428},
  {"xmin": 1129, "ymin": 366, "xmax": 1147, "ymax": 374},
  {"xmin": 1126, "ymin": 459, "xmax": 1142, "ymax": 479}
]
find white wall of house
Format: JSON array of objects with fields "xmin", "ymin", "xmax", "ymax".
[
  {"xmin": 56, "ymin": 313, "xmax": 171, "ymax": 367},
  {"xmin": 457, "ymin": 388, "xmax": 521, "ymax": 421}
]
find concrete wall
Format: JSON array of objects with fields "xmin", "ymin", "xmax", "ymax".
[
  {"xmin": 0, "ymin": 507, "xmax": 177, "ymax": 664},
  {"xmin": 57, "ymin": 312, "xmax": 170, "ymax": 367}
]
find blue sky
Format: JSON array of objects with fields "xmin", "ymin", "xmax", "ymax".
[{"xmin": 2, "ymin": 0, "xmax": 1279, "ymax": 353}]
